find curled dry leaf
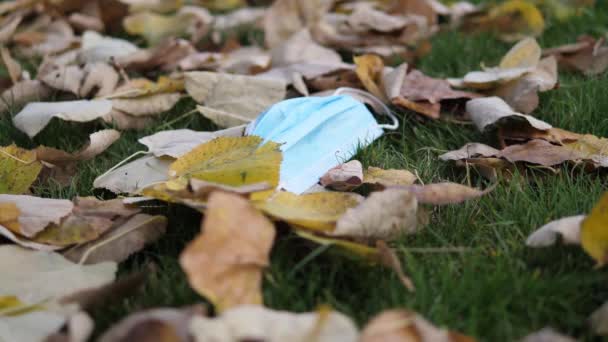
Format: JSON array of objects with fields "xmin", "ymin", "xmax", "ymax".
[
  {"xmin": 0, "ymin": 13, "xmax": 22, "ymax": 44},
  {"xmin": 543, "ymin": 35, "xmax": 608, "ymax": 76},
  {"xmin": 63, "ymin": 214, "xmax": 168, "ymax": 264},
  {"xmin": 180, "ymin": 192, "xmax": 276, "ymax": 311},
  {"xmin": 361, "ymin": 309, "xmax": 475, "ymax": 342},
  {"xmin": 185, "ymin": 71, "xmax": 286, "ymax": 128},
  {"xmin": 334, "ymin": 188, "xmax": 418, "ymax": 240},
  {"xmin": 354, "ymin": 54, "xmax": 387, "ymax": 101},
  {"xmin": 35, "ymin": 129, "xmax": 121, "ymax": 165},
  {"xmin": 117, "ymin": 38, "xmax": 195, "ymax": 71},
  {"xmin": 0, "ymin": 79, "xmax": 51, "ymax": 114},
  {"xmin": 79, "ymin": 30, "xmax": 139, "ymax": 64},
  {"xmin": 13, "ymin": 99, "xmax": 113, "ymax": 138},
  {"xmin": 189, "ymin": 305, "xmax": 358, "ymax": 342},
  {"xmin": 99, "ymin": 305, "xmax": 206, "ymax": 342},
  {"xmin": 526, "ymin": 215, "xmax": 584, "ymax": 247},
  {"xmin": 256, "ymin": 191, "xmax": 364, "ymax": 232},
  {"xmin": 112, "ymin": 93, "xmax": 182, "ymax": 117},
  {"xmin": 320, "ymin": 160, "xmax": 364, "ymax": 191},
  {"xmin": 18, "ymin": 20, "xmax": 78, "ymax": 57},
  {"xmin": 0, "ymin": 144, "xmax": 42, "ymax": 194}
]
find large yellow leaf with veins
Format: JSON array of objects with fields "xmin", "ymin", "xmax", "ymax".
[{"xmin": 169, "ymin": 136, "xmax": 282, "ymax": 188}]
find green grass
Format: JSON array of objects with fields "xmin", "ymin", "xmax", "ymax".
[{"xmin": 3, "ymin": 4, "xmax": 608, "ymax": 341}]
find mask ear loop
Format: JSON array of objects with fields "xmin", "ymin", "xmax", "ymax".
[{"xmin": 333, "ymin": 87, "xmax": 399, "ymax": 130}]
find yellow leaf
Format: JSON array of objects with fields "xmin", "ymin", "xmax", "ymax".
[
  {"xmin": 564, "ymin": 134, "xmax": 608, "ymax": 157},
  {"xmin": 0, "ymin": 145, "xmax": 42, "ymax": 194},
  {"xmin": 499, "ymin": 37, "xmax": 542, "ymax": 69},
  {"xmin": 123, "ymin": 11, "xmax": 192, "ymax": 45},
  {"xmin": 0, "ymin": 296, "xmax": 44, "ymax": 316},
  {"xmin": 195, "ymin": 0, "xmax": 246, "ymax": 11},
  {"xmin": 169, "ymin": 136, "xmax": 282, "ymax": 188},
  {"xmin": 581, "ymin": 192, "xmax": 608, "ymax": 266},
  {"xmin": 363, "ymin": 166, "xmax": 417, "ymax": 187},
  {"xmin": 0, "ymin": 202, "xmax": 21, "ymax": 234},
  {"xmin": 256, "ymin": 191, "xmax": 363, "ymax": 231},
  {"xmin": 294, "ymin": 230, "xmax": 379, "ymax": 261},
  {"xmin": 179, "ymin": 192, "xmax": 275, "ymax": 312},
  {"xmin": 354, "ymin": 54, "xmax": 387, "ymax": 101},
  {"xmin": 488, "ymin": 0, "xmax": 545, "ymax": 41}
]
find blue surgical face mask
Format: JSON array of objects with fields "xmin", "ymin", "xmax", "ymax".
[{"xmin": 246, "ymin": 88, "xmax": 398, "ymax": 194}]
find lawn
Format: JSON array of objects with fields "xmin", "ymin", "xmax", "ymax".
[{"xmin": 2, "ymin": 3, "xmax": 608, "ymax": 341}]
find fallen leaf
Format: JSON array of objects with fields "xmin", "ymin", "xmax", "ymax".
[
  {"xmin": 117, "ymin": 0, "xmax": 183, "ymax": 13},
  {"xmin": 13, "ymin": 99, "xmax": 113, "ymax": 138},
  {"xmin": 526, "ymin": 215, "xmax": 584, "ymax": 247},
  {"xmin": 0, "ymin": 13, "xmax": 23, "ymax": 44},
  {"xmin": 79, "ymin": 30, "xmax": 140, "ymax": 64},
  {"xmin": 180, "ymin": 192, "xmax": 276, "ymax": 311},
  {"xmin": 0, "ymin": 195, "xmax": 73, "ymax": 237},
  {"xmin": 0, "ymin": 80, "xmax": 51, "ymax": 114},
  {"xmin": 354, "ymin": 54, "xmax": 387, "ymax": 101},
  {"xmin": 270, "ymin": 29, "xmax": 342, "ymax": 67},
  {"xmin": 117, "ymin": 38, "xmax": 195, "ymax": 71},
  {"xmin": 363, "ymin": 166, "xmax": 417, "ymax": 187},
  {"xmin": 257, "ymin": 191, "xmax": 363, "ymax": 232},
  {"xmin": 169, "ymin": 136, "xmax": 282, "ymax": 188},
  {"xmin": 138, "ymin": 126, "xmax": 245, "ymax": 158},
  {"xmin": 63, "ymin": 214, "xmax": 167, "ymax": 264},
  {"xmin": 112, "ymin": 93, "xmax": 182, "ymax": 117},
  {"xmin": 590, "ymin": 301, "xmax": 608, "ymax": 335},
  {"xmin": 581, "ymin": 192, "xmax": 608, "ymax": 266},
  {"xmin": 39, "ymin": 64, "xmax": 85, "ymax": 95},
  {"xmin": 18, "ymin": 20, "xmax": 77, "ymax": 56},
  {"xmin": 400, "ymin": 182, "xmax": 493, "ymax": 205},
  {"xmin": 102, "ymin": 110, "xmax": 156, "ymax": 130},
  {"xmin": 320, "ymin": 160, "xmax": 364, "ymax": 191},
  {"xmin": 79, "ymin": 62, "xmax": 119, "ymax": 97},
  {"xmin": 93, "ymin": 155, "xmax": 172, "ymax": 195},
  {"xmin": 0, "ymin": 245, "xmax": 116, "ymax": 341},
  {"xmin": 334, "ymin": 188, "xmax": 418, "ymax": 240},
  {"xmin": 263, "ymin": 0, "xmax": 333, "ymax": 48},
  {"xmin": 0, "ymin": 46, "xmax": 22, "ymax": 83},
  {"xmin": 123, "ymin": 7, "xmax": 211, "ymax": 45},
  {"xmin": 347, "ymin": 2, "xmax": 413, "ymax": 33},
  {"xmin": 99, "ymin": 305, "xmax": 205, "ymax": 342},
  {"xmin": 376, "ymin": 240, "xmax": 414, "ymax": 291},
  {"xmin": 543, "ymin": 35, "xmax": 608, "ymax": 76},
  {"xmin": 185, "ymin": 71, "xmax": 286, "ymax": 128},
  {"xmin": 361, "ymin": 309, "xmax": 476, "ymax": 342},
  {"xmin": 189, "ymin": 305, "xmax": 358, "ymax": 342},
  {"xmin": 0, "ymin": 144, "xmax": 42, "ymax": 194},
  {"xmin": 463, "ymin": 0, "xmax": 544, "ymax": 42},
  {"xmin": 35, "ymin": 129, "xmax": 121, "ymax": 164}
]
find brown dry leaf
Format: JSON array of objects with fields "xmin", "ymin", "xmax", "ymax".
[
  {"xmin": 543, "ymin": 35, "xmax": 608, "ymax": 76},
  {"xmin": 18, "ymin": 20, "xmax": 78, "ymax": 56},
  {"xmin": 346, "ymin": 2, "xmax": 413, "ymax": 33},
  {"xmin": 263, "ymin": 0, "xmax": 333, "ymax": 48},
  {"xmin": 361, "ymin": 309, "xmax": 475, "ymax": 342},
  {"xmin": 0, "ymin": 79, "xmax": 51, "ymax": 114},
  {"xmin": 399, "ymin": 182, "xmax": 494, "ymax": 205},
  {"xmin": 270, "ymin": 29, "xmax": 342, "ymax": 67},
  {"xmin": 354, "ymin": 54, "xmax": 387, "ymax": 101},
  {"xmin": 0, "ymin": 46, "xmax": 22, "ymax": 84},
  {"xmin": 256, "ymin": 191, "xmax": 364, "ymax": 232},
  {"xmin": 39, "ymin": 64, "xmax": 85, "ymax": 95},
  {"xmin": 111, "ymin": 93, "xmax": 182, "ymax": 117},
  {"xmin": 334, "ymin": 188, "xmax": 418, "ymax": 240},
  {"xmin": 388, "ymin": 0, "xmax": 440, "ymax": 25},
  {"xmin": 99, "ymin": 305, "xmax": 206, "ymax": 342},
  {"xmin": 79, "ymin": 31, "xmax": 140, "ymax": 64},
  {"xmin": 63, "ymin": 213, "xmax": 167, "ymax": 264},
  {"xmin": 180, "ymin": 192, "xmax": 276, "ymax": 312},
  {"xmin": 117, "ymin": 38, "xmax": 195, "ymax": 71},
  {"xmin": 185, "ymin": 71, "xmax": 286, "ymax": 128},
  {"xmin": 190, "ymin": 305, "xmax": 358, "ymax": 342},
  {"xmin": 320, "ymin": 160, "xmax": 364, "ymax": 191},
  {"xmin": 0, "ymin": 13, "xmax": 23, "ymax": 44},
  {"xmin": 363, "ymin": 166, "xmax": 417, "ymax": 187},
  {"xmin": 80, "ymin": 62, "xmax": 119, "ymax": 98}
]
